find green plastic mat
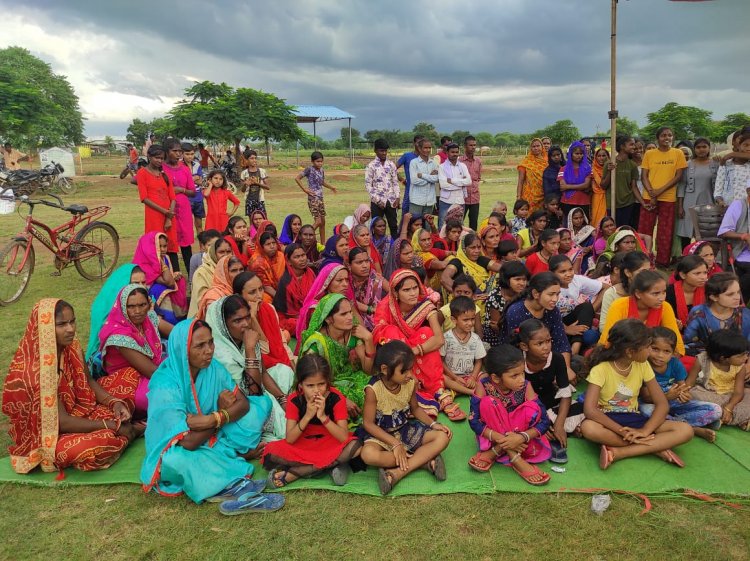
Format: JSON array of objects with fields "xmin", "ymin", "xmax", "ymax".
[{"xmin": 2, "ymin": 399, "xmax": 749, "ymax": 497}]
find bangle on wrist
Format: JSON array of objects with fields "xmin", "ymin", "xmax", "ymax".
[
  {"xmin": 102, "ymin": 420, "xmax": 109, "ymax": 431},
  {"xmin": 322, "ymin": 416, "xmax": 331, "ymax": 426}
]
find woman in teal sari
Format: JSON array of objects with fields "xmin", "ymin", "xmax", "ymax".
[
  {"xmin": 141, "ymin": 319, "xmax": 284, "ymax": 514},
  {"xmin": 300, "ymin": 293, "xmax": 376, "ymax": 418},
  {"xmin": 85, "ymin": 264, "xmax": 146, "ymax": 365},
  {"xmin": 206, "ymin": 295, "xmax": 293, "ymax": 442}
]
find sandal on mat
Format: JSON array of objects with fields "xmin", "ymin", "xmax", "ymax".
[
  {"xmin": 656, "ymin": 449, "xmax": 685, "ymax": 468},
  {"xmin": 426, "ymin": 454, "xmax": 447, "ymax": 481},
  {"xmin": 599, "ymin": 445, "xmax": 615, "ymax": 470},
  {"xmin": 378, "ymin": 468, "xmax": 395, "ymax": 496},
  {"xmin": 508, "ymin": 454, "xmax": 550, "ymax": 486},
  {"xmin": 443, "ymin": 402, "xmax": 466, "ymax": 422},
  {"xmin": 267, "ymin": 468, "xmax": 291, "ymax": 489},
  {"xmin": 468, "ymin": 447, "xmax": 499, "ymax": 472}
]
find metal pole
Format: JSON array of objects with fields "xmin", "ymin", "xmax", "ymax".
[
  {"xmin": 348, "ymin": 118, "xmax": 353, "ymax": 165},
  {"xmin": 313, "ymin": 121, "xmax": 317, "ymax": 150},
  {"xmin": 609, "ymin": 0, "xmax": 618, "ymax": 223}
]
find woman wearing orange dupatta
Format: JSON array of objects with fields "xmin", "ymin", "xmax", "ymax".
[
  {"xmin": 372, "ymin": 269, "xmax": 466, "ymax": 421},
  {"xmin": 196, "ymin": 255, "xmax": 245, "ymax": 320},
  {"xmin": 348, "ymin": 224, "xmax": 383, "ymax": 275},
  {"xmin": 249, "ymin": 230, "xmax": 286, "ymax": 304},
  {"xmin": 590, "ymin": 148, "xmax": 610, "ymax": 227},
  {"xmin": 516, "ymin": 138, "xmax": 548, "ymax": 212},
  {"xmin": 2, "ymin": 299, "xmax": 143, "ymax": 474}
]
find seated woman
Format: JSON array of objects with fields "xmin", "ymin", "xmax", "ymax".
[
  {"xmin": 485, "ymin": 213, "xmax": 516, "ymax": 243},
  {"xmin": 295, "ymin": 263, "xmax": 353, "ymax": 346},
  {"xmin": 566, "ymin": 207, "xmax": 595, "ymax": 250},
  {"xmin": 385, "ymin": 237, "xmax": 426, "ymax": 282},
  {"xmin": 343, "ymin": 203, "xmax": 371, "ymax": 230},
  {"xmin": 524, "ymin": 229, "xmax": 561, "ymax": 276},
  {"xmin": 684, "ymin": 272, "xmax": 750, "ymax": 355},
  {"xmin": 2, "ymin": 299, "xmax": 143, "ymax": 474},
  {"xmin": 206, "ymin": 295, "xmax": 292, "ymax": 442},
  {"xmin": 591, "ymin": 216, "xmax": 616, "ymax": 263},
  {"xmin": 249, "ymin": 231, "xmax": 286, "ymax": 305},
  {"xmin": 140, "ymin": 319, "xmax": 283, "ymax": 514},
  {"xmin": 599, "ymin": 252, "xmax": 650, "ymax": 329},
  {"xmin": 348, "ymin": 246, "xmax": 388, "ymax": 331},
  {"xmin": 188, "ymin": 237, "xmax": 233, "ymax": 317},
  {"xmin": 412, "ymin": 228, "xmax": 451, "ymax": 290},
  {"xmin": 196, "ymin": 255, "xmax": 245, "ymax": 320},
  {"xmin": 349, "ymin": 224, "xmax": 383, "ymax": 275},
  {"xmin": 278, "ymin": 213, "xmax": 302, "ymax": 245},
  {"xmin": 478, "ymin": 223, "xmax": 502, "ymax": 262},
  {"xmin": 299, "ymin": 224, "xmax": 323, "ymax": 272},
  {"xmin": 557, "ymin": 227, "xmax": 588, "ymax": 275},
  {"xmin": 670, "ymin": 241, "xmax": 722, "ymax": 283},
  {"xmin": 300, "ymin": 293, "xmax": 376, "ymax": 418},
  {"xmin": 273, "ymin": 243, "xmax": 316, "ymax": 334},
  {"xmin": 370, "ymin": 216, "xmax": 392, "ymax": 265},
  {"xmin": 589, "ymin": 228, "xmax": 642, "ymax": 281},
  {"xmin": 666, "ymin": 254, "xmax": 708, "ymax": 330},
  {"xmin": 440, "ymin": 233, "xmax": 501, "ymax": 306},
  {"xmin": 373, "ymin": 269, "xmax": 466, "ymax": 420},
  {"xmin": 320, "ymin": 234, "xmax": 349, "ymax": 269},
  {"xmin": 98, "ymin": 284, "xmax": 168, "ymax": 416},
  {"xmin": 133, "ymin": 231, "xmax": 187, "ymax": 324},
  {"xmin": 86, "ymin": 264, "xmax": 146, "ymax": 366},
  {"xmin": 224, "ymin": 216, "xmax": 253, "ymax": 267}
]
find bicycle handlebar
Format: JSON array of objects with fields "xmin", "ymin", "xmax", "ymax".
[{"xmin": 17, "ymin": 193, "xmax": 66, "ymax": 210}]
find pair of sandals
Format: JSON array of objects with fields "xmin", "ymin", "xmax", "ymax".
[
  {"xmin": 378, "ymin": 454, "xmax": 446, "ymax": 495},
  {"xmin": 599, "ymin": 445, "xmax": 685, "ymax": 470},
  {"xmin": 468, "ymin": 447, "xmax": 550, "ymax": 486},
  {"xmin": 441, "ymin": 401, "xmax": 466, "ymax": 422}
]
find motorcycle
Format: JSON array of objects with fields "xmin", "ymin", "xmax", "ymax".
[{"xmin": 0, "ymin": 161, "xmax": 76, "ymax": 197}]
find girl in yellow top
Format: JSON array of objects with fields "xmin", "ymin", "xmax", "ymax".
[
  {"xmin": 599, "ymin": 270, "xmax": 685, "ymax": 356},
  {"xmin": 582, "ymin": 319, "xmax": 693, "ymax": 470},
  {"xmin": 638, "ymin": 126, "xmax": 687, "ymax": 268},
  {"xmin": 688, "ymin": 329, "xmax": 750, "ymax": 430}
]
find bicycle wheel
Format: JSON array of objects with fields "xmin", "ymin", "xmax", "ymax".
[
  {"xmin": 56, "ymin": 176, "xmax": 77, "ymax": 195},
  {"xmin": 0, "ymin": 239, "xmax": 35, "ymax": 305},
  {"xmin": 73, "ymin": 222, "xmax": 119, "ymax": 281}
]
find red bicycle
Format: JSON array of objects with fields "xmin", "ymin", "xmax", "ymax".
[{"xmin": 0, "ymin": 192, "xmax": 120, "ymax": 305}]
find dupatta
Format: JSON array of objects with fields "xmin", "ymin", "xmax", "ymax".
[
  {"xmin": 556, "ymin": 227, "xmax": 584, "ymax": 263},
  {"xmin": 561, "ymin": 142, "xmax": 592, "ymax": 186},
  {"xmin": 372, "ymin": 269, "xmax": 436, "ymax": 344},
  {"xmin": 278, "ymin": 214, "xmax": 299, "ymax": 245},
  {"xmin": 567, "ymin": 207, "xmax": 595, "ymax": 246},
  {"xmin": 456, "ymin": 235, "xmax": 490, "ymax": 292},
  {"xmin": 99, "ymin": 284, "xmax": 162, "ymax": 365},
  {"xmin": 86, "ymin": 263, "xmax": 137, "ymax": 362},
  {"xmin": 273, "ymin": 259, "xmax": 316, "ymax": 319},
  {"xmin": 673, "ymin": 281, "xmax": 706, "ymax": 326},
  {"xmin": 133, "ymin": 231, "xmax": 187, "ymax": 309},
  {"xmin": 197, "ymin": 256, "xmax": 234, "ymax": 320},
  {"xmin": 320, "ymin": 235, "xmax": 345, "ymax": 269},
  {"xmin": 349, "ymin": 227, "xmax": 382, "ymax": 269},
  {"xmin": 627, "ymin": 296, "xmax": 663, "ymax": 327},
  {"xmin": 295, "ymin": 263, "xmax": 349, "ymax": 343},
  {"xmin": 370, "ymin": 218, "xmax": 392, "ymax": 264},
  {"xmin": 411, "ymin": 228, "xmax": 436, "ymax": 267},
  {"xmin": 188, "ymin": 245, "xmax": 219, "ymax": 317}
]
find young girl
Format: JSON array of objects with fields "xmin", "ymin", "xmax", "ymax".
[
  {"xmin": 666, "ymin": 254, "xmax": 707, "ymax": 329},
  {"xmin": 582, "ymin": 319, "xmax": 694, "ymax": 469},
  {"xmin": 359, "ymin": 341, "xmax": 452, "ymax": 495},
  {"xmin": 669, "ymin": 241, "xmax": 722, "ymax": 283},
  {"xmin": 262, "ymin": 354, "xmax": 362, "ymax": 488},
  {"xmin": 542, "ymin": 146, "xmax": 564, "ymax": 199},
  {"xmin": 557, "ymin": 228, "xmax": 586, "ymax": 274},
  {"xmin": 590, "ymin": 148, "xmax": 610, "ymax": 227},
  {"xmin": 483, "ymin": 261, "xmax": 530, "ymax": 347},
  {"xmin": 599, "ymin": 270, "xmax": 685, "ymax": 356},
  {"xmin": 203, "ymin": 170, "xmax": 239, "ymax": 232},
  {"xmin": 599, "ymin": 251, "xmax": 650, "ymax": 328},
  {"xmin": 511, "ymin": 199, "xmax": 530, "ymax": 236},
  {"xmin": 641, "ymin": 327, "xmax": 722, "ymax": 442},
  {"xmin": 224, "ymin": 216, "xmax": 252, "ymax": 267},
  {"xmin": 688, "ymin": 329, "xmax": 750, "ymax": 430},
  {"xmin": 524, "ymin": 229, "xmax": 560, "ymax": 276},
  {"xmin": 517, "ymin": 319, "xmax": 584, "ymax": 464},
  {"xmin": 542, "ymin": 194, "xmax": 563, "ymax": 230},
  {"xmin": 559, "ymin": 142, "xmax": 592, "ymax": 221},
  {"xmin": 517, "ymin": 210, "xmax": 548, "ymax": 258},
  {"xmin": 467, "ymin": 344, "xmax": 551, "ymax": 485}
]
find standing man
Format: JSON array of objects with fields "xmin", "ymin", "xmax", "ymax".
[
  {"xmin": 365, "ymin": 139, "xmax": 400, "ymax": 238},
  {"xmin": 1, "ymin": 142, "xmax": 30, "ymax": 170},
  {"xmin": 396, "ymin": 135, "xmax": 423, "ymax": 213},
  {"xmin": 460, "ymin": 135, "xmax": 482, "ymax": 230},
  {"xmin": 197, "ymin": 143, "xmax": 218, "ymax": 169},
  {"xmin": 408, "ymin": 138, "xmax": 438, "ymax": 220},
  {"xmin": 436, "ymin": 136, "xmax": 452, "ymax": 164},
  {"xmin": 438, "ymin": 143, "xmax": 471, "ymax": 228}
]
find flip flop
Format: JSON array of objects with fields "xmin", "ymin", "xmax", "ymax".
[
  {"xmin": 267, "ymin": 468, "xmax": 291, "ymax": 489},
  {"xmin": 508, "ymin": 463, "xmax": 550, "ymax": 486},
  {"xmin": 443, "ymin": 402, "xmax": 466, "ymax": 422},
  {"xmin": 468, "ymin": 452, "xmax": 494, "ymax": 473},
  {"xmin": 427, "ymin": 454, "xmax": 447, "ymax": 481},
  {"xmin": 599, "ymin": 445, "xmax": 615, "ymax": 470},
  {"xmin": 656, "ymin": 449, "xmax": 685, "ymax": 468},
  {"xmin": 378, "ymin": 468, "xmax": 394, "ymax": 496}
]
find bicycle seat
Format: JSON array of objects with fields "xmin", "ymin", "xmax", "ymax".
[{"xmin": 64, "ymin": 204, "xmax": 88, "ymax": 215}]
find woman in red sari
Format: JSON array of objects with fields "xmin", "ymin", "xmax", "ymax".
[
  {"xmin": 348, "ymin": 224, "xmax": 383, "ymax": 275},
  {"xmin": 372, "ymin": 269, "xmax": 466, "ymax": 420},
  {"xmin": 273, "ymin": 243, "xmax": 316, "ymax": 334},
  {"xmin": 2, "ymin": 299, "xmax": 143, "ymax": 474},
  {"xmin": 249, "ymin": 231, "xmax": 286, "ymax": 305}
]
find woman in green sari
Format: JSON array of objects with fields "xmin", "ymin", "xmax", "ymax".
[{"xmin": 300, "ymin": 293, "xmax": 376, "ymax": 418}]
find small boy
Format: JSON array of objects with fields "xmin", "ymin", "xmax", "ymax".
[
  {"xmin": 437, "ymin": 275, "xmax": 481, "ymax": 333},
  {"xmin": 182, "ymin": 142, "xmax": 205, "ymax": 234},
  {"xmin": 295, "ymin": 151, "xmax": 337, "ymax": 244},
  {"xmin": 511, "ymin": 199, "xmax": 529, "ymax": 235},
  {"xmin": 189, "ymin": 229, "xmax": 222, "ymax": 288},
  {"xmin": 497, "ymin": 239, "xmax": 520, "ymax": 262},
  {"xmin": 119, "ymin": 144, "xmax": 139, "ymax": 179},
  {"xmin": 642, "ymin": 327, "xmax": 722, "ymax": 441},
  {"xmin": 440, "ymin": 296, "xmax": 487, "ymax": 396}
]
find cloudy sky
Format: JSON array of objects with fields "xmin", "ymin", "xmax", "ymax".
[{"xmin": 2, "ymin": 0, "xmax": 747, "ymax": 140}]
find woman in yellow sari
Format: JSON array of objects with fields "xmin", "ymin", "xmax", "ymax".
[
  {"xmin": 411, "ymin": 228, "xmax": 450, "ymax": 290},
  {"xmin": 590, "ymin": 148, "xmax": 610, "ymax": 227},
  {"xmin": 516, "ymin": 138, "xmax": 547, "ymax": 212}
]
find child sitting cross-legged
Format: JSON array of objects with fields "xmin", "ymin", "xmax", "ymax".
[
  {"xmin": 262, "ymin": 354, "xmax": 363, "ymax": 488},
  {"xmin": 440, "ymin": 296, "xmax": 487, "ymax": 397},
  {"xmin": 641, "ymin": 327, "xmax": 722, "ymax": 442},
  {"xmin": 581, "ymin": 319, "xmax": 694, "ymax": 470},
  {"xmin": 359, "ymin": 341, "xmax": 452, "ymax": 495},
  {"xmin": 468, "ymin": 344, "xmax": 552, "ymax": 485},
  {"xmin": 688, "ymin": 329, "xmax": 750, "ymax": 431}
]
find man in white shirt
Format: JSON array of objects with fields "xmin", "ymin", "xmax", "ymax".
[
  {"xmin": 438, "ymin": 143, "xmax": 471, "ymax": 228},
  {"xmin": 408, "ymin": 138, "xmax": 439, "ymax": 219}
]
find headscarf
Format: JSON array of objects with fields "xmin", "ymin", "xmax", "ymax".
[
  {"xmin": 86, "ymin": 264, "xmax": 137, "ymax": 362},
  {"xmin": 438, "ymin": 204, "xmax": 466, "ymax": 237},
  {"xmin": 205, "ymin": 296, "xmax": 256, "ymax": 387},
  {"xmin": 561, "ymin": 141, "xmax": 592, "ymax": 199},
  {"xmin": 273, "ymin": 244, "xmax": 316, "ymax": 319},
  {"xmin": 300, "ymin": 293, "xmax": 348, "ymax": 350},
  {"xmin": 478, "ymin": 223, "xmax": 500, "ymax": 259},
  {"xmin": 456, "ymin": 234, "xmax": 490, "ymax": 291},
  {"xmin": 196, "ymin": 256, "xmax": 235, "ymax": 320},
  {"xmin": 591, "ymin": 149, "xmax": 608, "ymax": 194},
  {"xmin": 349, "ymin": 251, "xmax": 385, "ymax": 331},
  {"xmin": 353, "ymin": 203, "xmax": 371, "ymax": 225},
  {"xmin": 248, "ymin": 209, "xmax": 267, "ymax": 239},
  {"xmin": 295, "ymin": 263, "xmax": 349, "ymax": 344},
  {"xmin": 516, "ymin": 138, "xmax": 547, "ymax": 209},
  {"xmin": 278, "ymin": 214, "xmax": 300, "ymax": 245},
  {"xmin": 132, "ymin": 231, "xmax": 167, "ymax": 285},
  {"xmin": 349, "ymin": 224, "xmax": 382, "ymax": 269},
  {"xmin": 320, "ymin": 234, "xmax": 345, "ymax": 268},
  {"xmin": 601, "ymin": 229, "xmax": 638, "ymax": 262},
  {"xmin": 332, "ymin": 224, "xmax": 347, "ymax": 237},
  {"xmin": 370, "ymin": 216, "xmax": 392, "ymax": 262},
  {"xmin": 411, "ymin": 228, "xmax": 436, "ymax": 267},
  {"xmin": 188, "ymin": 242, "xmax": 220, "ymax": 317},
  {"xmin": 372, "ymin": 269, "xmax": 436, "ymax": 342},
  {"xmin": 567, "ymin": 207, "xmax": 595, "ymax": 245},
  {"xmin": 99, "ymin": 284, "xmax": 162, "ymax": 364},
  {"xmin": 384, "ymin": 237, "xmax": 423, "ymax": 280}
]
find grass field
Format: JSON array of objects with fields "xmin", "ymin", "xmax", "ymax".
[{"xmin": 0, "ymin": 165, "xmax": 749, "ymax": 561}]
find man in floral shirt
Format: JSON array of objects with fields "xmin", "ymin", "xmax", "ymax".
[{"xmin": 365, "ymin": 138, "xmax": 400, "ymax": 238}]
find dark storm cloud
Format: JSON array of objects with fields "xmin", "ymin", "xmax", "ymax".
[{"xmin": 8, "ymin": 0, "xmax": 750, "ymax": 137}]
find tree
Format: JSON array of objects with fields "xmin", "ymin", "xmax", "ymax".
[
  {"xmin": 340, "ymin": 126, "xmax": 362, "ymax": 145},
  {"xmin": 0, "ymin": 46, "xmax": 84, "ymax": 147},
  {"xmin": 533, "ymin": 119, "xmax": 580, "ymax": 146},
  {"xmin": 605, "ymin": 116, "xmax": 640, "ymax": 138},
  {"xmin": 641, "ymin": 102, "xmax": 714, "ymax": 141},
  {"xmin": 364, "ymin": 129, "xmax": 404, "ymax": 148},
  {"xmin": 450, "ymin": 130, "xmax": 471, "ymax": 144},
  {"xmin": 474, "ymin": 132, "xmax": 495, "ymax": 147},
  {"xmin": 494, "ymin": 132, "xmax": 519, "ymax": 147},
  {"xmin": 411, "ymin": 122, "xmax": 439, "ymax": 145},
  {"xmin": 713, "ymin": 112, "xmax": 750, "ymax": 143},
  {"xmin": 126, "ymin": 118, "xmax": 151, "ymax": 146}
]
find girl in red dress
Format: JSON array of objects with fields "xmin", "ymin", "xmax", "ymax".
[{"xmin": 203, "ymin": 170, "xmax": 240, "ymax": 232}]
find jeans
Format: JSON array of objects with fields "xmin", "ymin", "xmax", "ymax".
[
  {"xmin": 640, "ymin": 399, "xmax": 722, "ymax": 427},
  {"xmin": 409, "ymin": 202, "xmax": 435, "ymax": 219}
]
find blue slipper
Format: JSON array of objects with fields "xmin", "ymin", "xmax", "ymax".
[
  {"xmin": 219, "ymin": 493, "xmax": 286, "ymax": 515},
  {"xmin": 549, "ymin": 440, "xmax": 568, "ymax": 464},
  {"xmin": 206, "ymin": 478, "xmax": 267, "ymax": 503}
]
